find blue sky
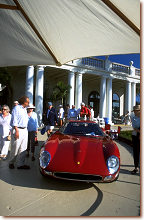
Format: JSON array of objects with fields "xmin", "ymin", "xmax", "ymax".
[{"xmin": 96, "ymin": 54, "xmax": 140, "ymax": 69}]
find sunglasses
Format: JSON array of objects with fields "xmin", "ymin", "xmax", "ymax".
[{"xmin": 2, "ymin": 109, "xmax": 7, "ymax": 111}]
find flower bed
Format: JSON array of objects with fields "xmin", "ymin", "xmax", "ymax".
[{"xmin": 118, "ymin": 130, "xmax": 133, "ymax": 146}]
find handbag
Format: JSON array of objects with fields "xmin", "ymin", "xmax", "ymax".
[
  {"xmin": 34, "ymin": 136, "xmax": 38, "ymax": 146},
  {"xmin": 41, "ymin": 126, "xmax": 46, "ymax": 135},
  {"xmin": 7, "ymin": 135, "xmax": 11, "ymax": 141}
]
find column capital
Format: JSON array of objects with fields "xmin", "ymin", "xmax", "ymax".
[
  {"xmin": 101, "ymin": 75, "xmax": 107, "ymax": 79},
  {"xmin": 108, "ymin": 75, "xmax": 114, "ymax": 80},
  {"xmin": 126, "ymin": 79, "xmax": 132, "ymax": 83},
  {"xmin": 37, "ymin": 65, "xmax": 46, "ymax": 70},
  {"xmin": 75, "ymin": 72, "xmax": 84, "ymax": 76},
  {"xmin": 69, "ymin": 71, "xmax": 75, "ymax": 75},
  {"xmin": 27, "ymin": 65, "xmax": 34, "ymax": 68}
]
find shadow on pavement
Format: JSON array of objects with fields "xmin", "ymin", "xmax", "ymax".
[
  {"xmin": 115, "ymin": 140, "xmax": 133, "ymax": 156},
  {"xmin": 0, "ymin": 141, "xmax": 93, "ymax": 192},
  {"xmin": 81, "ymin": 184, "xmax": 103, "ymax": 216},
  {"xmin": 0, "ymin": 139, "xmax": 104, "ymax": 216}
]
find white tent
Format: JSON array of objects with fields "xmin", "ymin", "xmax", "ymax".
[{"xmin": 0, "ymin": 0, "xmax": 140, "ymax": 67}]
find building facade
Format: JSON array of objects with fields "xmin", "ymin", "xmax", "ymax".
[{"xmin": 1, "ymin": 56, "xmax": 140, "ymax": 126}]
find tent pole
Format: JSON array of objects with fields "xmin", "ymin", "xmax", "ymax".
[
  {"xmin": 12, "ymin": 0, "xmax": 61, "ymax": 66},
  {"xmin": 0, "ymin": 4, "xmax": 18, "ymax": 10},
  {"xmin": 101, "ymin": 0, "xmax": 140, "ymax": 36}
]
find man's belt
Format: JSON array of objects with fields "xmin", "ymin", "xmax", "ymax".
[{"xmin": 18, "ymin": 127, "xmax": 26, "ymax": 129}]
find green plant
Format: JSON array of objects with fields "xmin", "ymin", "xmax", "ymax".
[
  {"xmin": 119, "ymin": 130, "xmax": 132, "ymax": 141},
  {"xmin": 0, "ymin": 67, "xmax": 12, "ymax": 86},
  {"xmin": 50, "ymin": 81, "xmax": 71, "ymax": 106}
]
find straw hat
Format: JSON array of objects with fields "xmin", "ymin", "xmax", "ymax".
[
  {"xmin": 132, "ymin": 105, "xmax": 140, "ymax": 111},
  {"xmin": 27, "ymin": 104, "xmax": 35, "ymax": 109},
  {"xmin": 14, "ymin": 101, "xmax": 19, "ymax": 104}
]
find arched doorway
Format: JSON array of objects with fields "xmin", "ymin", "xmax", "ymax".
[
  {"xmin": 112, "ymin": 93, "xmax": 120, "ymax": 121},
  {"xmin": 88, "ymin": 91, "xmax": 100, "ymax": 117}
]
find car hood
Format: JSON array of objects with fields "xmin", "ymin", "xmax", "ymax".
[{"xmin": 44, "ymin": 133, "xmax": 119, "ymax": 175}]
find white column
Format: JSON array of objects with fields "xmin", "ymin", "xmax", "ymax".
[
  {"xmin": 125, "ymin": 81, "xmax": 131, "ymax": 113},
  {"xmin": 106, "ymin": 78, "xmax": 112, "ymax": 123},
  {"xmin": 35, "ymin": 65, "xmax": 45, "ymax": 126},
  {"xmin": 25, "ymin": 65, "xmax": 34, "ymax": 104},
  {"xmin": 68, "ymin": 71, "xmax": 75, "ymax": 108},
  {"xmin": 131, "ymin": 82, "xmax": 136, "ymax": 108},
  {"xmin": 99, "ymin": 76, "xmax": 106, "ymax": 118},
  {"xmin": 75, "ymin": 73, "xmax": 82, "ymax": 109}
]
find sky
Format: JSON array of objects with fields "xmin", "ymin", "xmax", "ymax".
[{"xmin": 96, "ymin": 54, "xmax": 140, "ymax": 69}]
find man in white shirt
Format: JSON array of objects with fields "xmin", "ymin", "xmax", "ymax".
[
  {"xmin": 9, "ymin": 95, "xmax": 30, "ymax": 169},
  {"xmin": 58, "ymin": 105, "xmax": 64, "ymax": 126}
]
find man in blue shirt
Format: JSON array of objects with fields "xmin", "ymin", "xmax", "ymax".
[
  {"xmin": 9, "ymin": 95, "xmax": 30, "ymax": 169},
  {"xmin": 68, "ymin": 105, "xmax": 78, "ymax": 120}
]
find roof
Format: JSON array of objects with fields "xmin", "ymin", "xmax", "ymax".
[{"xmin": 0, "ymin": 0, "xmax": 140, "ymax": 67}]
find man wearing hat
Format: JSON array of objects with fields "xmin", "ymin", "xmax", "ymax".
[
  {"xmin": 27, "ymin": 104, "xmax": 39, "ymax": 161},
  {"xmin": 80, "ymin": 102, "xmax": 88, "ymax": 119},
  {"xmin": 45, "ymin": 102, "xmax": 58, "ymax": 137},
  {"xmin": 131, "ymin": 105, "xmax": 140, "ymax": 174},
  {"xmin": 13, "ymin": 101, "xmax": 19, "ymax": 106}
]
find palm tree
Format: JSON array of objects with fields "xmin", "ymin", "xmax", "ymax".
[
  {"xmin": 0, "ymin": 67, "xmax": 13, "ymax": 107},
  {"xmin": 50, "ymin": 81, "xmax": 71, "ymax": 106}
]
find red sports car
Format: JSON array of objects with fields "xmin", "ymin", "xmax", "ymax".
[{"xmin": 39, "ymin": 120, "xmax": 120, "ymax": 183}]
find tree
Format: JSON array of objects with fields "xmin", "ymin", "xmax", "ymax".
[
  {"xmin": 0, "ymin": 67, "xmax": 11, "ymax": 86},
  {"xmin": 0, "ymin": 67, "xmax": 13, "ymax": 106},
  {"xmin": 50, "ymin": 81, "xmax": 71, "ymax": 106}
]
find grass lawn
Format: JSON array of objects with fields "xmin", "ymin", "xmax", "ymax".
[{"xmin": 119, "ymin": 130, "xmax": 132, "ymax": 141}]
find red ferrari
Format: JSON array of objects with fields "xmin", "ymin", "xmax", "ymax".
[{"xmin": 39, "ymin": 120, "xmax": 120, "ymax": 183}]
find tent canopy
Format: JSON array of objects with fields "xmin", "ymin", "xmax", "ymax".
[{"xmin": 0, "ymin": 0, "xmax": 140, "ymax": 67}]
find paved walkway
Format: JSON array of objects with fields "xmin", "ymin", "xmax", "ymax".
[
  {"xmin": 0, "ymin": 127, "xmax": 140, "ymax": 217},
  {"xmin": 111, "ymin": 124, "xmax": 133, "ymax": 131}
]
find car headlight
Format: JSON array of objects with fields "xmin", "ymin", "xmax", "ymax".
[
  {"xmin": 106, "ymin": 155, "xmax": 119, "ymax": 174},
  {"xmin": 39, "ymin": 150, "xmax": 51, "ymax": 169}
]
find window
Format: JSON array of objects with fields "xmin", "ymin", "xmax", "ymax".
[{"xmin": 112, "ymin": 93, "xmax": 120, "ymax": 118}]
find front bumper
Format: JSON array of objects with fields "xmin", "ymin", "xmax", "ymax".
[{"xmin": 40, "ymin": 168, "xmax": 119, "ymax": 183}]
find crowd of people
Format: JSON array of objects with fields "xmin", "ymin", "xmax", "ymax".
[
  {"xmin": 0, "ymin": 96, "xmax": 39, "ymax": 169},
  {"xmin": 0, "ymin": 96, "xmax": 141, "ymax": 175},
  {"xmin": 42, "ymin": 102, "xmax": 94, "ymax": 130}
]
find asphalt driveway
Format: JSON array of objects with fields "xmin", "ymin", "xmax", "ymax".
[{"xmin": 0, "ymin": 131, "xmax": 140, "ymax": 216}]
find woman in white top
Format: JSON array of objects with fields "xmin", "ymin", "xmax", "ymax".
[
  {"xmin": 58, "ymin": 105, "xmax": 64, "ymax": 126},
  {"xmin": 0, "ymin": 105, "xmax": 11, "ymax": 159}
]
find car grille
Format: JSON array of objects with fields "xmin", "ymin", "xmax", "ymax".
[{"xmin": 53, "ymin": 172, "xmax": 103, "ymax": 182}]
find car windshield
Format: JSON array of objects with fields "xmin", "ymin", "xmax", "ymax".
[{"xmin": 61, "ymin": 122, "xmax": 104, "ymax": 136}]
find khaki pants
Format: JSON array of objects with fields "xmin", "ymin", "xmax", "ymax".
[{"xmin": 9, "ymin": 128, "xmax": 28, "ymax": 167}]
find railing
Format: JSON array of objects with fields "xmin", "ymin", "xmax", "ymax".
[
  {"xmin": 135, "ymin": 68, "xmax": 140, "ymax": 76},
  {"xmin": 112, "ymin": 62, "xmax": 129, "ymax": 74},
  {"xmin": 82, "ymin": 57, "xmax": 105, "ymax": 69},
  {"xmin": 80, "ymin": 57, "xmax": 140, "ymax": 77}
]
